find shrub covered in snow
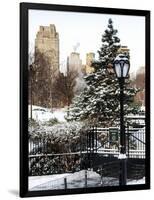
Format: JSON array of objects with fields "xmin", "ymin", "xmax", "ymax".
[
  {"xmin": 43, "ymin": 117, "xmax": 59, "ymax": 126},
  {"xmin": 29, "ymin": 121, "xmax": 87, "ymax": 175},
  {"xmin": 29, "ymin": 121, "xmax": 84, "ymax": 141},
  {"xmin": 29, "ymin": 154, "xmax": 81, "ymax": 176}
]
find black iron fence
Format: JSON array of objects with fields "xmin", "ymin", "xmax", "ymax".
[
  {"xmin": 82, "ymin": 126, "xmax": 145, "ymax": 159},
  {"xmin": 29, "ymin": 152, "xmax": 81, "ymax": 176},
  {"xmin": 29, "ymin": 123, "xmax": 145, "ymax": 177}
]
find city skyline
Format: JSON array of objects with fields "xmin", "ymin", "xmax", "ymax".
[{"xmin": 29, "ymin": 9, "xmax": 145, "ymax": 74}]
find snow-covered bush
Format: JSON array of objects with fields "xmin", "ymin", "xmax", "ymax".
[
  {"xmin": 28, "ymin": 118, "xmax": 40, "ymax": 129},
  {"xmin": 43, "ymin": 117, "xmax": 59, "ymax": 126},
  {"xmin": 29, "ymin": 121, "xmax": 84, "ymax": 144},
  {"xmin": 29, "ymin": 121, "xmax": 87, "ymax": 175},
  {"xmin": 29, "ymin": 154, "xmax": 81, "ymax": 176}
]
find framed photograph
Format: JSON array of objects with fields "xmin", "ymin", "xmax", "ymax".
[{"xmin": 20, "ymin": 2, "xmax": 150, "ymax": 197}]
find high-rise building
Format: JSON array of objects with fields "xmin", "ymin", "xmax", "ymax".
[
  {"xmin": 118, "ymin": 46, "xmax": 130, "ymax": 56},
  {"xmin": 35, "ymin": 24, "xmax": 59, "ymax": 73},
  {"xmin": 84, "ymin": 52, "xmax": 95, "ymax": 74},
  {"xmin": 134, "ymin": 66, "xmax": 145, "ymax": 106},
  {"xmin": 33, "ymin": 24, "xmax": 60, "ymax": 108},
  {"xmin": 67, "ymin": 52, "xmax": 82, "ymax": 73}
]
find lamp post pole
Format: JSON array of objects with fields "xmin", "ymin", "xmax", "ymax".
[
  {"xmin": 113, "ymin": 54, "xmax": 130, "ymax": 186},
  {"xmin": 119, "ymin": 77, "xmax": 127, "ymax": 186}
]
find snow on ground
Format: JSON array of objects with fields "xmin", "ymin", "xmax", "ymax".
[
  {"xmin": 29, "ymin": 173, "xmax": 70, "ymax": 189},
  {"xmin": 29, "ymin": 170, "xmax": 101, "ymax": 191},
  {"xmin": 29, "ymin": 170, "xmax": 145, "ymax": 191},
  {"xmin": 28, "ymin": 105, "xmax": 66, "ymax": 122},
  {"xmin": 127, "ymin": 177, "xmax": 145, "ymax": 185}
]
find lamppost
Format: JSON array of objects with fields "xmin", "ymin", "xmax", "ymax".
[{"xmin": 113, "ymin": 54, "xmax": 130, "ymax": 186}]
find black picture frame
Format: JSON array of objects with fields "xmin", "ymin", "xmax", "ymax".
[{"xmin": 20, "ymin": 2, "xmax": 150, "ymax": 198}]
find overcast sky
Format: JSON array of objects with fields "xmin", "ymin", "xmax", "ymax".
[{"xmin": 29, "ymin": 9, "xmax": 145, "ymax": 74}]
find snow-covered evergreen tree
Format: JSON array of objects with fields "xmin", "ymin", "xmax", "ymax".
[{"xmin": 68, "ymin": 18, "xmax": 139, "ymax": 126}]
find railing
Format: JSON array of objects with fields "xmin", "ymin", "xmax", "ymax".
[
  {"xmin": 29, "ymin": 127, "xmax": 145, "ymax": 157},
  {"xmin": 126, "ymin": 128, "xmax": 145, "ymax": 158},
  {"xmin": 29, "ymin": 125, "xmax": 145, "ymax": 176},
  {"xmin": 85, "ymin": 127, "xmax": 145, "ymax": 158},
  {"xmin": 29, "ymin": 152, "xmax": 81, "ymax": 176}
]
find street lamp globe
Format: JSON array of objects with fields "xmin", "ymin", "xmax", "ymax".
[{"xmin": 113, "ymin": 54, "xmax": 130, "ymax": 78}]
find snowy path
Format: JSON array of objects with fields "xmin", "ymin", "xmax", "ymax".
[
  {"xmin": 28, "ymin": 173, "xmax": 70, "ymax": 189},
  {"xmin": 29, "ymin": 170, "xmax": 101, "ymax": 191},
  {"xmin": 127, "ymin": 177, "xmax": 145, "ymax": 185},
  {"xmin": 28, "ymin": 170, "xmax": 145, "ymax": 191}
]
